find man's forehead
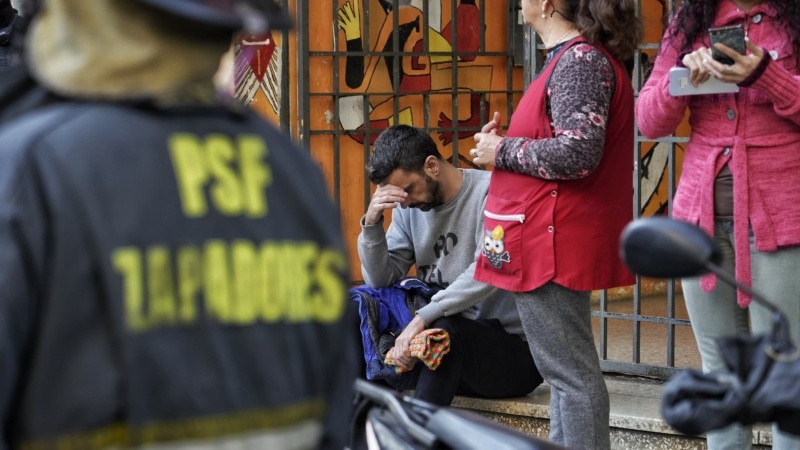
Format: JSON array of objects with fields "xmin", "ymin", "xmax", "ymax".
[{"xmin": 382, "ymin": 169, "xmax": 420, "ymax": 188}]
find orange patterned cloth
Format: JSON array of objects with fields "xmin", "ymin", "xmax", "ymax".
[{"xmin": 384, "ymin": 328, "xmax": 451, "ymax": 374}]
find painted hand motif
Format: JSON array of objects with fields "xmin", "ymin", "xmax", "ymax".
[{"xmin": 337, "ymin": 1, "xmax": 362, "ymax": 41}]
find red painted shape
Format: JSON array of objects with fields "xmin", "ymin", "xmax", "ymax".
[
  {"xmin": 238, "ymin": 32, "xmax": 276, "ymax": 83},
  {"xmin": 441, "ymin": 4, "xmax": 480, "ymax": 62}
]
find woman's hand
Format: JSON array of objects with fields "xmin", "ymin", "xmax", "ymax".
[
  {"xmin": 703, "ymin": 38, "xmax": 765, "ymax": 84},
  {"xmin": 471, "ymin": 111, "xmax": 503, "ymax": 165},
  {"xmin": 681, "ymin": 47, "xmax": 714, "ymax": 87}
]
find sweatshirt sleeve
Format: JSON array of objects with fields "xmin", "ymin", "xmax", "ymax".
[
  {"xmin": 357, "ymin": 212, "xmax": 414, "ymax": 288},
  {"xmin": 636, "ymin": 26, "xmax": 692, "ymax": 139},
  {"xmin": 414, "ymin": 192, "xmax": 501, "ymax": 326}
]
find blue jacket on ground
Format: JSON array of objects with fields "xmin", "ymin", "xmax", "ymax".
[{"xmin": 350, "ymin": 279, "xmax": 438, "ymax": 389}]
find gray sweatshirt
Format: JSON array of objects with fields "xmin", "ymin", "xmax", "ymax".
[{"xmin": 358, "ymin": 169, "xmax": 524, "ymax": 337}]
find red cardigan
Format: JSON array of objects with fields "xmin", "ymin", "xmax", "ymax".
[
  {"xmin": 474, "ymin": 38, "xmax": 635, "ymax": 293},
  {"xmin": 636, "ymin": 0, "xmax": 800, "ymax": 307}
]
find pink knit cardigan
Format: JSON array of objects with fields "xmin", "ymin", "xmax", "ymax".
[{"xmin": 636, "ymin": 0, "xmax": 800, "ymax": 307}]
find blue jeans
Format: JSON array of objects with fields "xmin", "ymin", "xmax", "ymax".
[{"xmin": 682, "ymin": 219, "xmax": 800, "ymax": 450}]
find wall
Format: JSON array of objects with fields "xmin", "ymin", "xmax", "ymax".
[{"xmin": 235, "ymin": 0, "xmax": 690, "ymax": 285}]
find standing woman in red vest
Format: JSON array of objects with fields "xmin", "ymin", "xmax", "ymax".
[{"xmin": 471, "ymin": 1, "xmax": 640, "ymax": 448}]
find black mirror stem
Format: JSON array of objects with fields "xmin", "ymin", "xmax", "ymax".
[{"xmin": 706, "ymin": 261, "xmax": 784, "ymax": 316}]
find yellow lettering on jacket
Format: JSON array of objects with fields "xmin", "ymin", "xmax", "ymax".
[
  {"xmin": 169, "ymin": 135, "xmax": 209, "ymax": 217},
  {"xmin": 231, "ymin": 240, "xmax": 258, "ymax": 324},
  {"xmin": 204, "ymin": 240, "xmax": 232, "ymax": 322},
  {"xmin": 239, "ymin": 136, "xmax": 271, "ymax": 217},
  {"xmin": 112, "ymin": 240, "xmax": 347, "ymax": 333},
  {"xmin": 176, "ymin": 247, "xmax": 201, "ymax": 322},
  {"xmin": 258, "ymin": 243, "xmax": 281, "ymax": 321},
  {"xmin": 286, "ymin": 242, "xmax": 316, "ymax": 322},
  {"xmin": 169, "ymin": 134, "xmax": 272, "ymax": 218},
  {"xmin": 112, "ymin": 248, "xmax": 146, "ymax": 332},
  {"xmin": 312, "ymin": 249, "xmax": 348, "ymax": 323},
  {"xmin": 147, "ymin": 246, "xmax": 177, "ymax": 326}
]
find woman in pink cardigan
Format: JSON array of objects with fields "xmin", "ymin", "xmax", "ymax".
[{"xmin": 637, "ymin": 1, "xmax": 800, "ymax": 449}]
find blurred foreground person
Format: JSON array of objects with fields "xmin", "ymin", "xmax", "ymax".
[
  {"xmin": 0, "ymin": 0, "xmax": 59, "ymax": 123},
  {"xmin": 0, "ymin": 0, "xmax": 23, "ymax": 70},
  {"xmin": 0, "ymin": 1, "xmax": 356, "ymax": 449}
]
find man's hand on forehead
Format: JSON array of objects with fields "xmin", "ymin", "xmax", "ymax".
[{"xmin": 364, "ymin": 183, "xmax": 408, "ymax": 225}]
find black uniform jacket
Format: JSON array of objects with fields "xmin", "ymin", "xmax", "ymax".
[{"xmin": 0, "ymin": 100, "xmax": 357, "ymax": 449}]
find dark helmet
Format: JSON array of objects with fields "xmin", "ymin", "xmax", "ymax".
[
  {"xmin": 19, "ymin": 0, "xmax": 292, "ymax": 32},
  {"xmin": 136, "ymin": 0, "xmax": 293, "ymax": 32}
]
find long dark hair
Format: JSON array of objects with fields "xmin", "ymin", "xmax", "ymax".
[
  {"xmin": 560, "ymin": 0, "xmax": 642, "ymax": 61},
  {"xmin": 666, "ymin": 0, "xmax": 800, "ymax": 66}
]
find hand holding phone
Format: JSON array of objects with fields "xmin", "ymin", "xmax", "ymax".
[{"xmin": 709, "ymin": 24, "xmax": 746, "ymax": 65}]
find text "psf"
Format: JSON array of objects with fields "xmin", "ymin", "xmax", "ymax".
[{"xmin": 170, "ymin": 133, "xmax": 272, "ymax": 218}]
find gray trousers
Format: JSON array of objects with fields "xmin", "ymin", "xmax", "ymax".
[
  {"xmin": 516, "ymin": 282, "xmax": 610, "ymax": 450},
  {"xmin": 682, "ymin": 220, "xmax": 800, "ymax": 450}
]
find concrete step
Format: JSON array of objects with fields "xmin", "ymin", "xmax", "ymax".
[{"xmin": 452, "ymin": 375, "xmax": 773, "ymax": 449}]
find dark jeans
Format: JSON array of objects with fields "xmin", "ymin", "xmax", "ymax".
[{"xmin": 413, "ymin": 316, "xmax": 543, "ymax": 406}]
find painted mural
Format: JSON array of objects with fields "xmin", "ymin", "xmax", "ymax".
[
  {"xmin": 327, "ymin": 0, "xmax": 687, "ymax": 219},
  {"xmin": 234, "ymin": 0, "xmax": 690, "ymax": 281},
  {"xmin": 335, "ymin": 0, "xmax": 504, "ymax": 153}
]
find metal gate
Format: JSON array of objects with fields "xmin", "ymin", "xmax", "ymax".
[{"xmin": 293, "ymin": 0, "xmax": 692, "ymax": 380}]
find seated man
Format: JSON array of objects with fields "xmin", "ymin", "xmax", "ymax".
[{"xmin": 358, "ymin": 124, "xmax": 543, "ymax": 406}]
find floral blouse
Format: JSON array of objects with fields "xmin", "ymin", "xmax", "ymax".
[{"xmin": 495, "ymin": 41, "xmax": 616, "ymax": 180}]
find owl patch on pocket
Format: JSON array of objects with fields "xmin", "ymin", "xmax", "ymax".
[{"xmin": 483, "ymin": 225, "xmax": 511, "ymax": 269}]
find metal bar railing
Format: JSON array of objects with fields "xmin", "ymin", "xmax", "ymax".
[{"xmin": 297, "ymin": 0, "xmax": 693, "ymax": 381}]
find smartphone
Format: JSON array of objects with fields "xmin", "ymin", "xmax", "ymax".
[
  {"xmin": 668, "ymin": 67, "xmax": 739, "ymax": 96},
  {"xmin": 708, "ymin": 24, "xmax": 746, "ymax": 65}
]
